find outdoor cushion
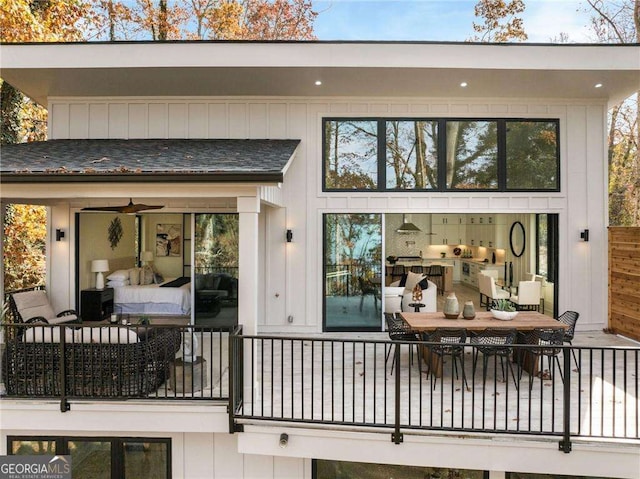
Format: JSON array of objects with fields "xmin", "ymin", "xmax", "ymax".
[
  {"xmin": 75, "ymin": 327, "xmax": 140, "ymax": 344},
  {"xmin": 10, "ymin": 289, "xmax": 79, "ymax": 325},
  {"xmin": 23, "ymin": 326, "xmax": 76, "ymax": 343},
  {"xmin": 11, "ymin": 290, "xmax": 56, "ymax": 322}
]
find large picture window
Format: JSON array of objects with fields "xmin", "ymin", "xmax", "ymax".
[
  {"xmin": 324, "ymin": 119, "xmax": 378, "ymax": 190},
  {"xmin": 386, "ymin": 120, "xmax": 438, "ymax": 189},
  {"xmin": 322, "ymin": 117, "xmax": 559, "ymax": 192},
  {"xmin": 446, "ymin": 120, "xmax": 498, "ymax": 190},
  {"xmin": 8, "ymin": 436, "xmax": 171, "ymax": 479},
  {"xmin": 506, "ymin": 121, "xmax": 559, "ymax": 190}
]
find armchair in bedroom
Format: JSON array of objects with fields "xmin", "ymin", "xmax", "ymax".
[{"xmin": 384, "ymin": 279, "xmax": 437, "ymax": 313}]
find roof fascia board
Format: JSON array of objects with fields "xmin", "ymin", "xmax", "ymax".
[
  {"xmin": 2, "ymin": 42, "xmax": 639, "ymax": 72},
  {"xmin": 0, "ymin": 173, "xmax": 284, "ymax": 184}
]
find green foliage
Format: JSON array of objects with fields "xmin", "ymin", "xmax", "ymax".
[{"xmin": 492, "ymin": 299, "xmax": 515, "ymax": 312}]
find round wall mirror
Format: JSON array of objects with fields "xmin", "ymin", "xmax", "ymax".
[{"xmin": 509, "ymin": 221, "xmax": 526, "ymax": 258}]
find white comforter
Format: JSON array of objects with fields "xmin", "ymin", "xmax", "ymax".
[{"xmin": 113, "ymin": 279, "xmax": 190, "ymax": 313}]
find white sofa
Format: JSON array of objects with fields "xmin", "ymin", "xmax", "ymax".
[{"xmin": 384, "ymin": 279, "xmax": 437, "ymax": 313}]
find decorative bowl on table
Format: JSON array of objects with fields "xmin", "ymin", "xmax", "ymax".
[
  {"xmin": 444, "ymin": 313, "xmax": 460, "ymax": 319},
  {"xmin": 490, "ymin": 310, "xmax": 518, "ymax": 321}
]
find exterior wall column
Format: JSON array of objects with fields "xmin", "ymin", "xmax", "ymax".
[{"xmin": 237, "ymin": 196, "xmax": 260, "ymax": 335}]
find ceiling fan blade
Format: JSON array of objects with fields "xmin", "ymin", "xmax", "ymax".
[
  {"xmin": 82, "ymin": 198, "xmax": 164, "ymax": 213},
  {"xmin": 81, "ymin": 205, "xmax": 130, "ymax": 212},
  {"xmin": 129, "ymin": 204, "xmax": 164, "ymax": 213}
]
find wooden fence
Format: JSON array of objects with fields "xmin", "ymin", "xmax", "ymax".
[{"xmin": 609, "ymin": 227, "xmax": 640, "ymax": 341}]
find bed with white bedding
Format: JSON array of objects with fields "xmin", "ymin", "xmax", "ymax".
[
  {"xmin": 114, "ymin": 279, "xmax": 191, "ymax": 315},
  {"xmin": 104, "ymin": 259, "xmax": 191, "ymax": 316}
]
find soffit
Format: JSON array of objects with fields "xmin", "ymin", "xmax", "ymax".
[{"xmin": 1, "ymin": 42, "xmax": 638, "ymax": 107}]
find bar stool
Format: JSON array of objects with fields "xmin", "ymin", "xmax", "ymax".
[
  {"xmin": 390, "ymin": 265, "xmax": 406, "ymax": 283},
  {"xmin": 410, "ymin": 265, "xmax": 424, "ymax": 274},
  {"xmin": 427, "ymin": 264, "xmax": 444, "ymax": 295}
]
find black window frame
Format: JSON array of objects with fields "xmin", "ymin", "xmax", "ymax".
[
  {"xmin": 322, "ymin": 117, "xmax": 560, "ymax": 193},
  {"xmin": 7, "ymin": 436, "xmax": 171, "ymax": 479}
]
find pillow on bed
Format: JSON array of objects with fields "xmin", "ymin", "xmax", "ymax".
[
  {"xmin": 141, "ymin": 265, "xmax": 154, "ymax": 285},
  {"xmin": 107, "ymin": 279, "xmax": 129, "ymax": 288},
  {"xmin": 107, "ymin": 269, "xmax": 130, "ymax": 281},
  {"xmin": 129, "ymin": 267, "xmax": 140, "ymax": 286}
]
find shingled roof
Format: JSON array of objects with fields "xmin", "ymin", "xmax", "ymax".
[{"xmin": 0, "ymin": 139, "xmax": 300, "ymax": 183}]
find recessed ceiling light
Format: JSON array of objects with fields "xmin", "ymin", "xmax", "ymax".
[
  {"xmin": 315, "ymin": 80, "xmax": 322, "ymax": 86},
  {"xmin": 594, "ymin": 83, "xmax": 603, "ymax": 88},
  {"xmin": 460, "ymin": 82, "xmax": 468, "ymax": 88}
]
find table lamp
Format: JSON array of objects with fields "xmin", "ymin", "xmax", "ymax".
[
  {"xmin": 140, "ymin": 251, "xmax": 153, "ymax": 265},
  {"xmin": 91, "ymin": 259, "xmax": 110, "ymax": 290}
]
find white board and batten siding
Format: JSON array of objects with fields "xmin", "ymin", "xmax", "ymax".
[{"xmin": 49, "ymin": 97, "xmax": 608, "ymax": 332}]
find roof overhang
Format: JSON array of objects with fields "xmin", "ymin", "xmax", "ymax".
[
  {"xmin": 0, "ymin": 139, "xmax": 300, "ymax": 185},
  {"xmin": 1, "ymin": 41, "xmax": 638, "ymax": 108}
]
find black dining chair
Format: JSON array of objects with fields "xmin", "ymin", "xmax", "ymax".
[
  {"xmin": 556, "ymin": 311, "xmax": 580, "ymax": 370},
  {"xmin": 470, "ymin": 328, "xmax": 518, "ymax": 388},
  {"xmin": 519, "ymin": 328, "xmax": 566, "ymax": 385},
  {"xmin": 424, "ymin": 327, "xmax": 468, "ymax": 390},
  {"xmin": 384, "ymin": 313, "xmax": 421, "ymax": 375}
]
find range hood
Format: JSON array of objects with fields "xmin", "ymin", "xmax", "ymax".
[{"xmin": 396, "ymin": 215, "xmax": 421, "ymax": 233}]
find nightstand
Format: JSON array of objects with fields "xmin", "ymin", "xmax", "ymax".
[{"xmin": 81, "ymin": 288, "xmax": 115, "ymax": 322}]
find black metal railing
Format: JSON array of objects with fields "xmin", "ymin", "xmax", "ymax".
[
  {"xmin": 228, "ymin": 334, "xmax": 640, "ymax": 449},
  {"xmin": 1, "ymin": 323, "xmax": 231, "ymax": 410}
]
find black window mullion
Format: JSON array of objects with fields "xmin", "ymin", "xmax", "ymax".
[
  {"xmin": 497, "ymin": 120, "xmax": 507, "ymax": 190},
  {"xmin": 377, "ymin": 120, "xmax": 386, "ymax": 191},
  {"xmin": 437, "ymin": 119, "xmax": 447, "ymax": 190},
  {"xmin": 113, "ymin": 438, "xmax": 122, "ymax": 479}
]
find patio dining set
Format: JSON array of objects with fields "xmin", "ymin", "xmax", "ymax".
[{"xmin": 385, "ymin": 310, "xmax": 580, "ymax": 388}]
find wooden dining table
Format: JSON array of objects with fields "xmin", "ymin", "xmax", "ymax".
[{"xmin": 399, "ymin": 311, "xmax": 568, "ymax": 377}]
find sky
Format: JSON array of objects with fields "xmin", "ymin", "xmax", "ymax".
[{"xmin": 312, "ymin": 0, "xmax": 595, "ymax": 42}]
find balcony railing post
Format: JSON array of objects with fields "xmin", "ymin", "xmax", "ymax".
[
  {"xmin": 559, "ymin": 345, "xmax": 572, "ymax": 453},
  {"xmin": 228, "ymin": 327, "xmax": 244, "ymax": 433},
  {"xmin": 59, "ymin": 325, "xmax": 69, "ymax": 412},
  {"xmin": 392, "ymin": 342, "xmax": 403, "ymax": 444}
]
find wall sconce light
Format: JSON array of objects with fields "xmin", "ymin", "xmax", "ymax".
[
  {"xmin": 286, "ymin": 229, "xmax": 293, "ymax": 243},
  {"xmin": 580, "ymin": 229, "xmax": 589, "ymax": 242},
  {"xmin": 55, "ymin": 229, "xmax": 65, "ymax": 241},
  {"xmin": 279, "ymin": 433, "xmax": 288, "ymax": 448}
]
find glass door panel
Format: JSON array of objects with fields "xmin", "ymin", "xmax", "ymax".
[
  {"xmin": 68, "ymin": 440, "xmax": 111, "ymax": 479},
  {"xmin": 123, "ymin": 441, "xmax": 169, "ymax": 479},
  {"xmin": 324, "ymin": 213, "xmax": 382, "ymax": 331},
  {"xmin": 194, "ymin": 213, "xmax": 239, "ymax": 328}
]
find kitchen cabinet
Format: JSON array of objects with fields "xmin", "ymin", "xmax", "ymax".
[
  {"xmin": 466, "ymin": 217, "xmax": 507, "ymax": 248},
  {"xmin": 431, "ymin": 215, "xmax": 466, "ymax": 245}
]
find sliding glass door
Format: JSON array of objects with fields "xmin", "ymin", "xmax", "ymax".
[
  {"xmin": 324, "ymin": 213, "xmax": 382, "ymax": 331},
  {"xmin": 193, "ymin": 214, "xmax": 238, "ymax": 328}
]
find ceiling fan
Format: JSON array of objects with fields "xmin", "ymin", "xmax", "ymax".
[{"xmin": 81, "ymin": 198, "xmax": 164, "ymax": 214}]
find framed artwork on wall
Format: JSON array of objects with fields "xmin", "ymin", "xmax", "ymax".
[{"xmin": 156, "ymin": 224, "xmax": 181, "ymax": 257}]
